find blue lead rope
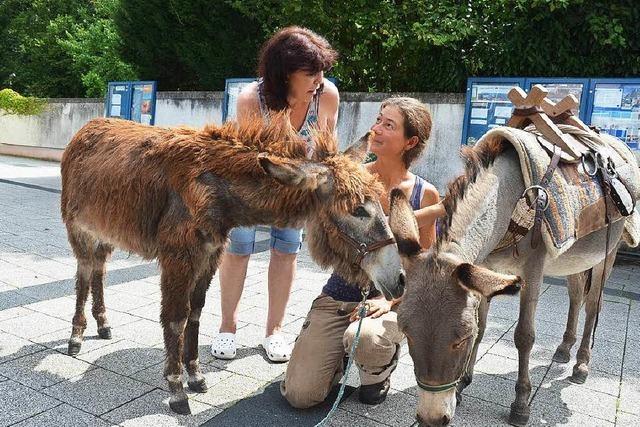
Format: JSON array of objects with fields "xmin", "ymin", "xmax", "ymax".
[{"xmin": 314, "ymin": 294, "xmax": 369, "ymax": 427}]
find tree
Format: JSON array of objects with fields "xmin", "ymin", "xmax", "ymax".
[
  {"xmin": 0, "ymin": 0, "xmax": 137, "ymax": 98},
  {"xmin": 114, "ymin": 0, "xmax": 263, "ymax": 91}
]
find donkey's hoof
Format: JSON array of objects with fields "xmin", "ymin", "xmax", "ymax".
[
  {"xmin": 169, "ymin": 394, "xmax": 191, "ymax": 415},
  {"xmin": 188, "ymin": 378, "xmax": 208, "ymax": 393},
  {"xmin": 570, "ymin": 365, "xmax": 588, "ymax": 384},
  {"xmin": 97, "ymin": 327, "xmax": 112, "ymax": 340},
  {"xmin": 508, "ymin": 403, "xmax": 530, "ymax": 426},
  {"xmin": 67, "ymin": 339, "xmax": 82, "ymax": 356},
  {"xmin": 552, "ymin": 348, "xmax": 571, "ymax": 363}
]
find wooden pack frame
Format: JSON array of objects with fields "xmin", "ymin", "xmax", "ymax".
[{"xmin": 507, "ymin": 84, "xmax": 593, "ymax": 161}]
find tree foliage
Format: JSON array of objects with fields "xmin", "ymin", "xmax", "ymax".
[
  {"xmin": 0, "ymin": 0, "xmax": 137, "ymax": 98},
  {"xmin": 1, "ymin": 0, "xmax": 638, "ymax": 97}
]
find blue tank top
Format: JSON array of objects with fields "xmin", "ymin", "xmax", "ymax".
[
  {"xmin": 322, "ymin": 175, "xmax": 428, "ymax": 302},
  {"xmin": 257, "ymin": 78, "xmax": 322, "ymax": 158}
]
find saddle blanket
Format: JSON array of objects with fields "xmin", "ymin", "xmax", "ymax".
[{"xmin": 475, "ymin": 126, "xmax": 640, "ymax": 258}]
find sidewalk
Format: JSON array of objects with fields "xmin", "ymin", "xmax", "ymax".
[{"xmin": 0, "ymin": 154, "xmax": 638, "ymax": 426}]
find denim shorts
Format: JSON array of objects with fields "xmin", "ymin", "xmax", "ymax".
[{"xmin": 227, "ymin": 226, "xmax": 303, "ymax": 255}]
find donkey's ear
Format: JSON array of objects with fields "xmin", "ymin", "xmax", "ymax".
[
  {"xmin": 258, "ymin": 153, "xmax": 306, "ymax": 186},
  {"xmin": 258, "ymin": 153, "xmax": 334, "ymax": 197},
  {"xmin": 389, "ymin": 188, "xmax": 422, "ymax": 257},
  {"xmin": 343, "ymin": 132, "xmax": 371, "ymax": 163},
  {"xmin": 452, "ymin": 263, "xmax": 521, "ymax": 298}
]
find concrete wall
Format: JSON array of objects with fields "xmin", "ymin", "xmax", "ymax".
[{"xmin": 0, "ymin": 91, "xmax": 466, "ymax": 193}]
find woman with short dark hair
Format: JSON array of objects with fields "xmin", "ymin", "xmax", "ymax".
[{"xmin": 211, "ymin": 27, "xmax": 340, "ymax": 363}]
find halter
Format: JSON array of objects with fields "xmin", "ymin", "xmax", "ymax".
[
  {"xmin": 332, "ymin": 221, "xmax": 396, "ymax": 266},
  {"xmin": 414, "ymin": 301, "xmax": 480, "ymax": 394}
]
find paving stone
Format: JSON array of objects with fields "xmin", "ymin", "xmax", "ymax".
[
  {"xmin": 389, "ymin": 361, "xmax": 418, "ymax": 396},
  {"xmin": 462, "ymin": 372, "xmax": 522, "ymax": 408},
  {"xmin": 208, "ymin": 346, "xmax": 289, "ymax": 382},
  {"xmin": 0, "ymin": 379, "xmax": 60, "ymax": 426},
  {"xmin": 0, "ymin": 310, "xmax": 69, "ymax": 339},
  {"xmin": 340, "ymin": 388, "xmax": 417, "ymax": 426},
  {"xmin": 0, "ymin": 261, "xmax": 56, "ymax": 289},
  {"xmin": 451, "ymin": 394, "xmax": 512, "ymax": 426},
  {"xmin": 110, "ymin": 318, "xmax": 164, "ymax": 347},
  {"xmin": 12, "ymin": 403, "xmax": 114, "ymax": 427},
  {"xmin": 280, "ymin": 316, "xmax": 306, "ymax": 335},
  {"xmin": 618, "ymin": 375, "xmax": 640, "ymax": 415},
  {"xmin": 0, "ymin": 330, "xmax": 46, "ymax": 364},
  {"xmin": 323, "ymin": 409, "xmax": 383, "ymax": 426},
  {"xmin": 483, "ymin": 316, "xmax": 516, "ymax": 341},
  {"xmin": 130, "ymin": 361, "xmax": 233, "ymax": 392},
  {"xmin": 42, "ymin": 368, "xmax": 154, "ymax": 416},
  {"xmin": 0, "ymin": 289, "xmax": 37, "ymax": 311},
  {"xmin": 487, "ymin": 298, "xmax": 520, "ymax": 321},
  {"xmin": 103, "ymin": 289, "xmax": 154, "ymax": 312},
  {"xmin": 533, "ymin": 379, "xmax": 618, "ymax": 422},
  {"xmin": 232, "ymin": 323, "xmax": 297, "ymax": 348},
  {"xmin": 0, "ymin": 348, "xmax": 95, "ymax": 390},
  {"xmin": 23, "ymin": 296, "xmax": 77, "ymax": 321},
  {"xmin": 527, "ymin": 402, "xmax": 614, "ymax": 426},
  {"xmin": 189, "ymin": 372, "xmax": 267, "ymax": 409},
  {"xmin": 108, "ymin": 279, "xmax": 160, "ymax": 297},
  {"xmin": 475, "ymin": 353, "xmax": 549, "ymax": 385},
  {"xmin": 541, "ymin": 362, "xmax": 621, "ymax": 397},
  {"xmin": 617, "ymin": 411, "xmax": 640, "ymax": 427},
  {"xmin": 589, "ymin": 339, "xmax": 625, "ymax": 376},
  {"xmin": 31, "ymin": 327, "xmax": 123, "ymax": 356},
  {"xmin": 237, "ymin": 306, "xmax": 297, "ymax": 329},
  {"xmin": 128, "ymin": 302, "xmax": 162, "ymax": 322},
  {"xmin": 102, "ymin": 389, "xmax": 221, "ymax": 426},
  {"xmin": 77, "ymin": 339, "xmax": 164, "ymax": 376}
]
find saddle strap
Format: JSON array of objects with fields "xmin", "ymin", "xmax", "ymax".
[
  {"xmin": 591, "ymin": 166, "xmax": 615, "ymax": 349},
  {"xmin": 531, "ymin": 147, "xmax": 562, "ymax": 249}
]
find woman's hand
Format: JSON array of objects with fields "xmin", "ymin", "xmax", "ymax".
[{"xmin": 349, "ymin": 298, "xmax": 395, "ymax": 322}]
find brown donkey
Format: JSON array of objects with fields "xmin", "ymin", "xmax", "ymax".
[{"xmin": 60, "ymin": 116, "xmax": 405, "ymax": 414}]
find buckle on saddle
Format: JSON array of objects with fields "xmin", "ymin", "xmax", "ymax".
[
  {"xmin": 581, "ymin": 151, "xmax": 598, "ymax": 177},
  {"xmin": 522, "ymin": 185, "xmax": 550, "ymax": 211}
]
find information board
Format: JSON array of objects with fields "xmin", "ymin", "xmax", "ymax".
[
  {"xmin": 461, "ymin": 78, "xmax": 525, "ymax": 145},
  {"xmin": 586, "ymin": 79, "xmax": 640, "ymax": 150},
  {"xmin": 525, "ymin": 78, "xmax": 589, "ymax": 119},
  {"xmin": 105, "ymin": 81, "xmax": 157, "ymax": 125},
  {"xmin": 106, "ymin": 82, "xmax": 131, "ymax": 120}
]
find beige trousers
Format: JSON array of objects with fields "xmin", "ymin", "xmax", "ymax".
[{"xmin": 280, "ymin": 294, "xmax": 404, "ymax": 409}]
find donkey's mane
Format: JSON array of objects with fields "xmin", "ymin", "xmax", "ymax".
[
  {"xmin": 435, "ymin": 137, "xmax": 508, "ymax": 252},
  {"xmin": 200, "ymin": 111, "xmax": 337, "ymax": 159}
]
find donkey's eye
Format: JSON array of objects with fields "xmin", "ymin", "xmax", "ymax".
[
  {"xmin": 353, "ymin": 206, "xmax": 370, "ymax": 218},
  {"xmin": 452, "ymin": 336, "xmax": 471, "ymax": 350}
]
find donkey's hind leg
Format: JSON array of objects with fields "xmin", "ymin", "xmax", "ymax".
[
  {"xmin": 552, "ymin": 271, "xmax": 587, "ymax": 363},
  {"xmin": 90, "ymin": 242, "xmax": 113, "ymax": 339},
  {"xmin": 571, "ymin": 251, "xmax": 616, "ymax": 384},
  {"xmin": 67, "ymin": 226, "xmax": 109, "ymax": 355}
]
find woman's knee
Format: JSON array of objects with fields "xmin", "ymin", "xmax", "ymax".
[{"xmin": 281, "ymin": 378, "xmax": 330, "ymax": 409}]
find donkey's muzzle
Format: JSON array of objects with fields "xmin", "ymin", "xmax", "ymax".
[{"xmin": 384, "ymin": 271, "xmax": 406, "ymax": 300}]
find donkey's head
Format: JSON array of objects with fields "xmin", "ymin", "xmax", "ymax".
[
  {"xmin": 258, "ymin": 132, "xmax": 405, "ymax": 299},
  {"xmin": 388, "ymin": 189, "xmax": 520, "ymax": 426}
]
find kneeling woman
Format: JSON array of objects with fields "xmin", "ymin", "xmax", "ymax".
[{"xmin": 281, "ymin": 97, "xmax": 444, "ymax": 408}]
